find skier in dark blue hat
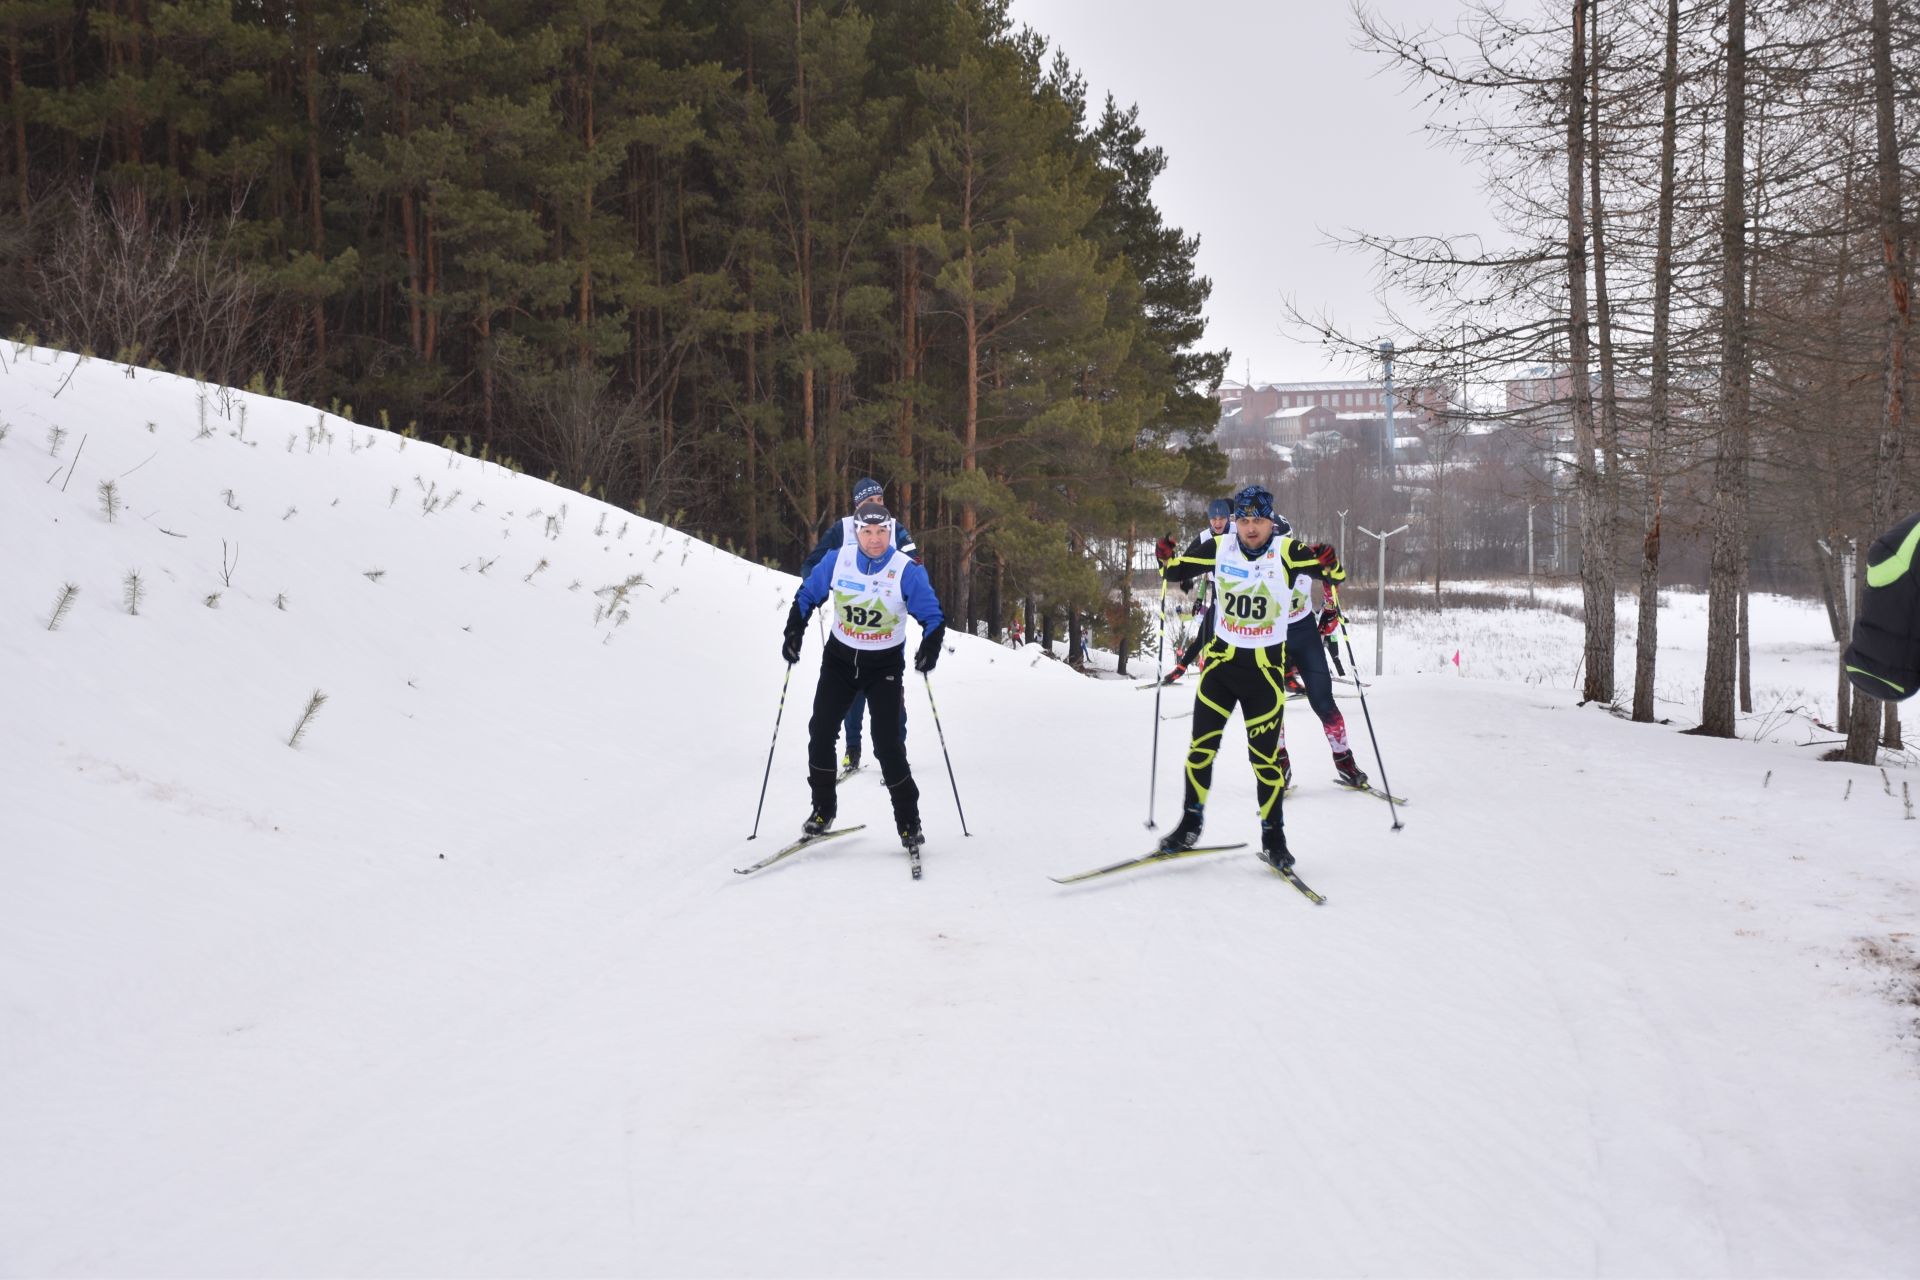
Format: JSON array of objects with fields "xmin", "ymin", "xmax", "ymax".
[
  {"xmin": 801, "ymin": 478, "xmax": 920, "ymax": 774},
  {"xmin": 783, "ymin": 495, "xmax": 944, "ymax": 855},
  {"xmin": 1157, "ymin": 484, "xmax": 1348, "ymax": 869}
]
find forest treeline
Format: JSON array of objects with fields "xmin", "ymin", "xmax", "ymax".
[{"xmin": 0, "ymin": 0, "xmax": 1227, "ymax": 648}]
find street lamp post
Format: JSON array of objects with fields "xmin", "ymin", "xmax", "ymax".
[{"xmin": 1357, "ymin": 523, "xmax": 1410, "ymax": 676}]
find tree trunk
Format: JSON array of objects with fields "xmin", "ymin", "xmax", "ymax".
[
  {"xmin": 957, "ymin": 289, "xmax": 978, "ymax": 628},
  {"xmin": 899, "ymin": 245, "xmax": 917, "ymax": 517},
  {"xmin": 1700, "ymin": 0, "xmax": 1748, "ymax": 738},
  {"xmin": 395, "ymin": 71, "xmax": 424, "ymax": 358},
  {"xmin": 793, "ymin": 0, "xmax": 818, "ymax": 534},
  {"xmin": 7, "ymin": 35, "xmax": 27, "ymax": 217},
  {"xmin": 576, "ymin": 20, "xmax": 596, "ymax": 366},
  {"xmin": 1589, "ymin": 0, "xmax": 1623, "ymax": 684},
  {"xmin": 1565, "ymin": 0, "xmax": 1612, "ymax": 704},
  {"xmin": 1846, "ymin": 0, "xmax": 1911, "ymax": 764},
  {"xmin": 1631, "ymin": 0, "xmax": 1680, "ymax": 724},
  {"xmin": 302, "ymin": 5, "xmax": 325, "ymax": 362},
  {"xmin": 1738, "ymin": 565, "xmax": 1752, "ymax": 714},
  {"xmin": 991, "ymin": 552, "xmax": 1004, "ymax": 643}
]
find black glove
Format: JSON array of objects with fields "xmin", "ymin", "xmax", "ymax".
[
  {"xmin": 781, "ymin": 605, "xmax": 806, "ymax": 664},
  {"xmin": 914, "ymin": 625, "xmax": 945, "ymax": 673}
]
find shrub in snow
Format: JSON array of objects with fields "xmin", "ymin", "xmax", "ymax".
[
  {"xmin": 46, "ymin": 583, "xmax": 79, "ymax": 630},
  {"xmin": 287, "ymin": 690, "xmax": 328, "ymax": 748}
]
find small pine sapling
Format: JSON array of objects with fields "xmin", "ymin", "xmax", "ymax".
[
  {"xmin": 275, "ymin": 593, "xmax": 288, "ymax": 610},
  {"xmin": 222, "ymin": 489, "xmax": 241, "ymax": 510},
  {"xmin": 363, "ymin": 569, "xmax": 386, "ymax": 582},
  {"xmin": 47, "ymin": 425, "xmax": 66, "ymax": 456},
  {"xmin": 283, "ymin": 506, "xmax": 297, "ymax": 520},
  {"xmin": 204, "ymin": 592, "xmax": 221, "ymax": 608},
  {"xmin": 287, "ymin": 689, "xmax": 328, "ymax": 748},
  {"xmin": 523, "ymin": 558, "xmax": 549, "ymax": 583},
  {"xmin": 97, "ymin": 478, "xmax": 120, "ymax": 522},
  {"xmin": 123, "ymin": 570, "xmax": 144, "ymax": 615},
  {"xmin": 47, "ymin": 583, "xmax": 79, "ymax": 630}
]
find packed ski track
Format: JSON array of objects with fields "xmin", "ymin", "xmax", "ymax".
[{"xmin": 4, "ymin": 347, "xmax": 1918, "ymax": 1277}]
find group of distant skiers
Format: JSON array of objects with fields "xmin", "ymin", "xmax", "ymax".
[{"xmin": 777, "ymin": 474, "xmax": 1386, "ymax": 875}]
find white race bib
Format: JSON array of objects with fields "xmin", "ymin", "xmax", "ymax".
[
  {"xmin": 830, "ymin": 539, "xmax": 910, "ymax": 651},
  {"xmin": 1210, "ymin": 532, "xmax": 1290, "ymax": 650}
]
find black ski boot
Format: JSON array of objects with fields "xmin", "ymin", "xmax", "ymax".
[
  {"xmin": 842, "ymin": 747, "xmax": 861, "ymax": 772},
  {"xmin": 1158, "ymin": 805, "xmax": 1205, "ymax": 855},
  {"xmin": 1258, "ymin": 820, "xmax": 1294, "ymax": 871},
  {"xmin": 1333, "ymin": 749, "xmax": 1369, "ymax": 788},
  {"xmin": 802, "ymin": 811, "xmax": 834, "ymax": 837},
  {"xmin": 899, "ymin": 821, "xmax": 925, "ymax": 852}
]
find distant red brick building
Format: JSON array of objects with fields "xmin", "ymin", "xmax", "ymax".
[{"xmin": 1211, "ymin": 378, "xmax": 1450, "ymax": 487}]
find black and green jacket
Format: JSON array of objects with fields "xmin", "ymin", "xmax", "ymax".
[
  {"xmin": 1162, "ymin": 531, "xmax": 1348, "ymax": 658},
  {"xmin": 1844, "ymin": 512, "xmax": 1920, "ymax": 703}
]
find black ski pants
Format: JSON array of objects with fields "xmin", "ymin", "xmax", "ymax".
[
  {"xmin": 1287, "ymin": 615, "xmax": 1340, "ymax": 725},
  {"xmin": 1183, "ymin": 641, "xmax": 1289, "ymax": 824},
  {"xmin": 808, "ymin": 638, "xmax": 919, "ymax": 829}
]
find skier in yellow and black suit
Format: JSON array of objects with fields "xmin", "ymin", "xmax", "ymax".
[{"xmin": 1157, "ymin": 484, "xmax": 1348, "ymax": 870}]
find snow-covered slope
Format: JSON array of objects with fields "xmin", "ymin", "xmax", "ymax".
[{"xmin": 3, "ymin": 346, "xmax": 1917, "ymax": 1277}]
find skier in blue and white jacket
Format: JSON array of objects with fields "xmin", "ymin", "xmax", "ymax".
[
  {"xmin": 782, "ymin": 496, "xmax": 945, "ymax": 852},
  {"xmin": 800, "ymin": 477, "xmax": 919, "ymax": 770}
]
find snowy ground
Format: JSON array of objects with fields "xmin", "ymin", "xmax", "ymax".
[{"xmin": 4, "ymin": 347, "xmax": 1918, "ymax": 1278}]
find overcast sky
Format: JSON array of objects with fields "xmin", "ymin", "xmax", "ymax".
[{"xmin": 1009, "ymin": 0, "xmax": 1501, "ymax": 387}]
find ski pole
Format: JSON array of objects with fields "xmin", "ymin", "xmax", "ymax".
[
  {"xmin": 921, "ymin": 672, "xmax": 972, "ymax": 836},
  {"xmin": 1147, "ymin": 576, "xmax": 1169, "ymax": 828},
  {"xmin": 747, "ymin": 664, "xmax": 794, "ymax": 840},
  {"xmin": 1329, "ymin": 585, "xmax": 1402, "ymax": 833}
]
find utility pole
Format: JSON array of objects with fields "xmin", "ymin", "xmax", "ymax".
[
  {"xmin": 1380, "ymin": 340, "xmax": 1397, "ymax": 471},
  {"xmin": 1357, "ymin": 523, "xmax": 1409, "ymax": 675},
  {"xmin": 1527, "ymin": 503, "xmax": 1537, "ymax": 606}
]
